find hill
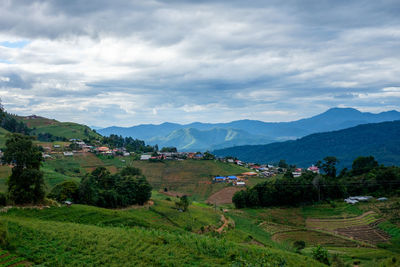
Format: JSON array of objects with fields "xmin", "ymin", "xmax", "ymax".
[
  {"xmin": 214, "ymin": 120, "xmax": 400, "ymax": 169},
  {"xmin": 98, "ymin": 107, "xmax": 400, "ymax": 151}
]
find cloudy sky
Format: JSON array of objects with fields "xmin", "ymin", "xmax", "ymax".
[{"xmin": 0, "ymin": 0, "xmax": 399, "ymax": 127}]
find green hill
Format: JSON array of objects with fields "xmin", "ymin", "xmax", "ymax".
[
  {"xmin": 0, "ymin": 201, "xmax": 323, "ymax": 266},
  {"xmin": 30, "ymin": 121, "xmax": 101, "ymax": 140},
  {"xmin": 214, "ymin": 120, "xmax": 400, "ymax": 169}
]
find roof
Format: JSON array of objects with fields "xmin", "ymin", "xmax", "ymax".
[
  {"xmin": 215, "ymin": 176, "xmax": 225, "ymax": 179},
  {"xmin": 228, "ymin": 176, "xmax": 238, "ymax": 179}
]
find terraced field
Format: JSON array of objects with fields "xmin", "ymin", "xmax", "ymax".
[{"xmin": 306, "ymin": 211, "xmax": 390, "ymax": 244}]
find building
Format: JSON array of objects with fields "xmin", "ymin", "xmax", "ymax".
[
  {"xmin": 228, "ymin": 176, "xmax": 238, "ymax": 181},
  {"xmin": 236, "ymin": 181, "xmax": 246, "ymax": 186},
  {"xmin": 214, "ymin": 176, "xmax": 226, "ymax": 182},
  {"xmin": 63, "ymin": 152, "xmax": 74, "ymax": 156},
  {"xmin": 307, "ymin": 165, "xmax": 320, "ymax": 174},
  {"xmin": 140, "ymin": 155, "xmax": 152, "ymax": 160}
]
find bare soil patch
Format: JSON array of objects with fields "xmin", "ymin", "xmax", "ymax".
[{"xmin": 206, "ymin": 187, "xmax": 244, "ymax": 205}]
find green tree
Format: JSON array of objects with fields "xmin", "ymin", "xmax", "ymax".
[
  {"xmin": 352, "ymin": 156, "xmax": 378, "ymax": 175},
  {"xmin": 48, "ymin": 180, "xmax": 80, "ymax": 202},
  {"xmin": 3, "ymin": 133, "xmax": 45, "ymax": 204},
  {"xmin": 278, "ymin": 159, "xmax": 288, "ymax": 168},
  {"xmin": 312, "ymin": 245, "xmax": 330, "ymax": 265},
  {"xmin": 320, "ymin": 156, "xmax": 338, "ymax": 178},
  {"xmin": 176, "ymin": 195, "xmax": 190, "ymax": 211}
]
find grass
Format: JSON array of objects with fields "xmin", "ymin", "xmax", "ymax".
[
  {"xmin": 31, "ymin": 122, "xmax": 101, "ymax": 140},
  {"xmin": 0, "ymin": 249, "xmax": 28, "ymax": 266},
  {"xmin": 0, "ymin": 204, "xmax": 323, "ymax": 266}
]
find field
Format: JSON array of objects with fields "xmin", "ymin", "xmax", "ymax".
[
  {"xmin": 0, "ymin": 199, "xmax": 323, "ymax": 267},
  {"xmin": 30, "ymin": 121, "xmax": 101, "ymax": 140}
]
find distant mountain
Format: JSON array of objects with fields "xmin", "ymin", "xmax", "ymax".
[
  {"xmin": 213, "ymin": 120, "xmax": 400, "ymax": 169},
  {"xmin": 98, "ymin": 108, "xmax": 400, "ymax": 151},
  {"xmin": 147, "ymin": 128, "xmax": 273, "ymax": 152}
]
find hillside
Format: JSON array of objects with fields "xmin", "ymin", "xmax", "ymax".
[
  {"xmin": 148, "ymin": 127, "xmax": 272, "ymax": 151},
  {"xmin": 98, "ymin": 107, "xmax": 400, "ymax": 151},
  {"xmin": 214, "ymin": 120, "xmax": 400, "ymax": 169}
]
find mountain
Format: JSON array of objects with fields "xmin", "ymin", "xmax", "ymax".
[
  {"xmin": 213, "ymin": 120, "xmax": 400, "ymax": 169},
  {"xmin": 147, "ymin": 128, "xmax": 273, "ymax": 151},
  {"xmin": 97, "ymin": 108, "xmax": 400, "ymax": 151}
]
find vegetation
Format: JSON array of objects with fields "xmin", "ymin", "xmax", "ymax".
[
  {"xmin": 3, "ymin": 133, "xmax": 45, "ymax": 204},
  {"xmin": 78, "ymin": 166, "xmax": 152, "ymax": 208},
  {"xmin": 233, "ymin": 156, "xmax": 400, "ymax": 208},
  {"xmin": 214, "ymin": 120, "xmax": 400, "ymax": 169},
  {"xmin": 102, "ymin": 134, "xmax": 156, "ymax": 152}
]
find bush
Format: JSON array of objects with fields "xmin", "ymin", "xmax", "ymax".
[
  {"xmin": 293, "ymin": 240, "xmax": 305, "ymax": 252},
  {"xmin": 0, "ymin": 192, "xmax": 7, "ymax": 206},
  {"xmin": 48, "ymin": 180, "xmax": 80, "ymax": 202},
  {"xmin": 0, "ymin": 220, "xmax": 9, "ymax": 248},
  {"xmin": 312, "ymin": 245, "xmax": 330, "ymax": 265}
]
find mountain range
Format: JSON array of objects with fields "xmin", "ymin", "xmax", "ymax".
[
  {"xmin": 97, "ymin": 107, "xmax": 400, "ymax": 151},
  {"xmin": 213, "ymin": 120, "xmax": 400, "ymax": 169}
]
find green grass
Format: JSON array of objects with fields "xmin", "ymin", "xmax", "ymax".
[
  {"xmin": 0, "ymin": 249, "xmax": 28, "ymax": 267},
  {"xmin": 31, "ymin": 122, "xmax": 101, "ymax": 140},
  {"xmin": 301, "ymin": 201, "xmax": 363, "ymax": 219},
  {"xmin": 0, "ymin": 206, "xmax": 323, "ymax": 266},
  {"xmin": 0, "ymin": 127, "xmax": 10, "ymax": 148}
]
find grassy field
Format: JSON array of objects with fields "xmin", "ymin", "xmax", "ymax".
[
  {"xmin": 30, "ymin": 121, "xmax": 101, "ymax": 140},
  {"xmin": 0, "ymin": 200, "xmax": 323, "ymax": 267}
]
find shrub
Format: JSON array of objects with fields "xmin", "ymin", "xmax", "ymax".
[
  {"xmin": 0, "ymin": 220, "xmax": 9, "ymax": 248},
  {"xmin": 48, "ymin": 180, "xmax": 80, "ymax": 202},
  {"xmin": 293, "ymin": 240, "xmax": 305, "ymax": 252},
  {"xmin": 0, "ymin": 192, "xmax": 7, "ymax": 206},
  {"xmin": 312, "ymin": 245, "xmax": 330, "ymax": 265}
]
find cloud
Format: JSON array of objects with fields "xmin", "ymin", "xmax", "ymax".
[{"xmin": 0, "ymin": 0, "xmax": 399, "ymax": 126}]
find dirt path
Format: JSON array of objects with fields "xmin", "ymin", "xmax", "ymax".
[{"xmin": 216, "ymin": 215, "xmax": 229, "ymax": 234}]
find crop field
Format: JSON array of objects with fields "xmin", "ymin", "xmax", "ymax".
[
  {"xmin": 0, "ymin": 249, "xmax": 29, "ymax": 266},
  {"xmin": 0, "ymin": 203, "xmax": 323, "ymax": 267}
]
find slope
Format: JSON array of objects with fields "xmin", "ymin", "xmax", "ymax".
[
  {"xmin": 213, "ymin": 120, "xmax": 400, "ymax": 169},
  {"xmin": 148, "ymin": 127, "xmax": 272, "ymax": 151}
]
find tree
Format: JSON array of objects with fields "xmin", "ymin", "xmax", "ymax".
[
  {"xmin": 278, "ymin": 159, "xmax": 288, "ymax": 169},
  {"xmin": 48, "ymin": 180, "xmax": 79, "ymax": 202},
  {"xmin": 312, "ymin": 245, "xmax": 330, "ymax": 265},
  {"xmin": 3, "ymin": 133, "xmax": 45, "ymax": 204},
  {"xmin": 176, "ymin": 195, "xmax": 190, "ymax": 211},
  {"xmin": 352, "ymin": 156, "xmax": 378, "ymax": 175},
  {"xmin": 320, "ymin": 156, "xmax": 338, "ymax": 178}
]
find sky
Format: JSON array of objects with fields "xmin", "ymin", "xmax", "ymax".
[{"xmin": 0, "ymin": 0, "xmax": 399, "ymax": 127}]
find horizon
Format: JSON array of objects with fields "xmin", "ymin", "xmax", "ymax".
[
  {"xmin": 14, "ymin": 106, "xmax": 400, "ymax": 128},
  {"xmin": 1, "ymin": 1, "xmax": 400, "ymax": 127}
]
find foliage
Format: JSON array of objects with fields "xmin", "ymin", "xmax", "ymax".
[
  {"xmin": 0, "ymin": 112, "xmax": 30, "ymax": 135},
  {"xmin": 175, "ymin": 195, "xmax": 190, "ymax": 212},
  {"xmin": 102, "ymin": 134, "xmax": 155, "ymax": 152},
  {"xmin": 3, "ymin": 133, "xmax": 45, "ymax": 204},
  {"xmin": 352, "ymin": 156, "xmax": 378, "ymax": 175},
  {"xmin": 312, "ymin": 245, "xmax": 330, "ymax": 265},
  {"xmin": 319, "ymin": 156, "xmax": 338, "ymax": 178},
  {"xmin": 293, "ymin": 240, "xmax": 306, "ymax": 252},
  {"xmin": 48, "ymin": 180, "xmax": 80, "ymax": 202},
  {"xmin": 36, "ymin": 132, "xmax": 67, "ymax": 142},
  {"xmin": 160, "ymin": 146, "xmax": 177, "ymax": 152},
  {"xmin": 214, "ymin": 120, "xmax": 400, "ymax": 169},
  {"xmin": 79, "ymin": 166, "xmax": 152, "ymax": 208},
  {"xmin": 0, "ymin": 192, "xmax": 6, "ymax": 206},
  {"xmin": 0, "ymin": 220, "xmax": 9, "ymax": 248}
]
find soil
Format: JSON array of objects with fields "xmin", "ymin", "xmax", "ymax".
[{"xmin": 206, "ymin": 187, "xmax": 244, "ymax": 205}]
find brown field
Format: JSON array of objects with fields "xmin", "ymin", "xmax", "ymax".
[
  {"xmin": 272, "ymin": 230, "xmax": 359, "ymax": 247},
  {"xmin": 206, "ymin": 187, "xmax": 244, "ymax": 205}
]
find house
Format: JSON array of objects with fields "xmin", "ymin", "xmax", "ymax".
[
  {"xmin": 227, "ymin": 159, "xmax": 234, "ymax": 163},
  {"xmin": 97, "ymin": 147, "xmax": 110, "ymax": 153},
  {"xmin": 214, "ymin": 176, "xmax": 226, "ymax": 182},
  {"xmin": 228, "ymin": 176, "xmax": 238, "ymax": 180},
  {"xmin": 123, "ymin": 152, "xmax": 130, "ymax": 157},
  {"xmin": 307, "ymin": 165, "xmax": 320, "ymax": 174},
  {"xmin": 53, "ymin": 144, "xmax": 61, "ymax": 148},
  {"xmin": 378, "ymin": 197, "xmax": 388, "ymax": 201},
  {"xmin": 63, "ymin": 152, "xmax": 74, "ymax": 156},
  {"xmin": 236, "ymin": 181, "xmax": 246, "ymax": 186},
  {"xmin": 140, "ymin": 155, "xmax": 152, "ymax": 160},
  {"xmin": 292, "ymin": 171, "xmax": 302, "ymax": 178}
]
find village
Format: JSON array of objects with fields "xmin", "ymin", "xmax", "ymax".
[{"xmin": 35, "ymin": 138, "xmax": 323, "ymax": 189}]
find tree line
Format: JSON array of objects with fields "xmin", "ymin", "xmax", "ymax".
[{"xmin": 233, "ymin": 156, "xmax": 400, "ymax": 208}]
